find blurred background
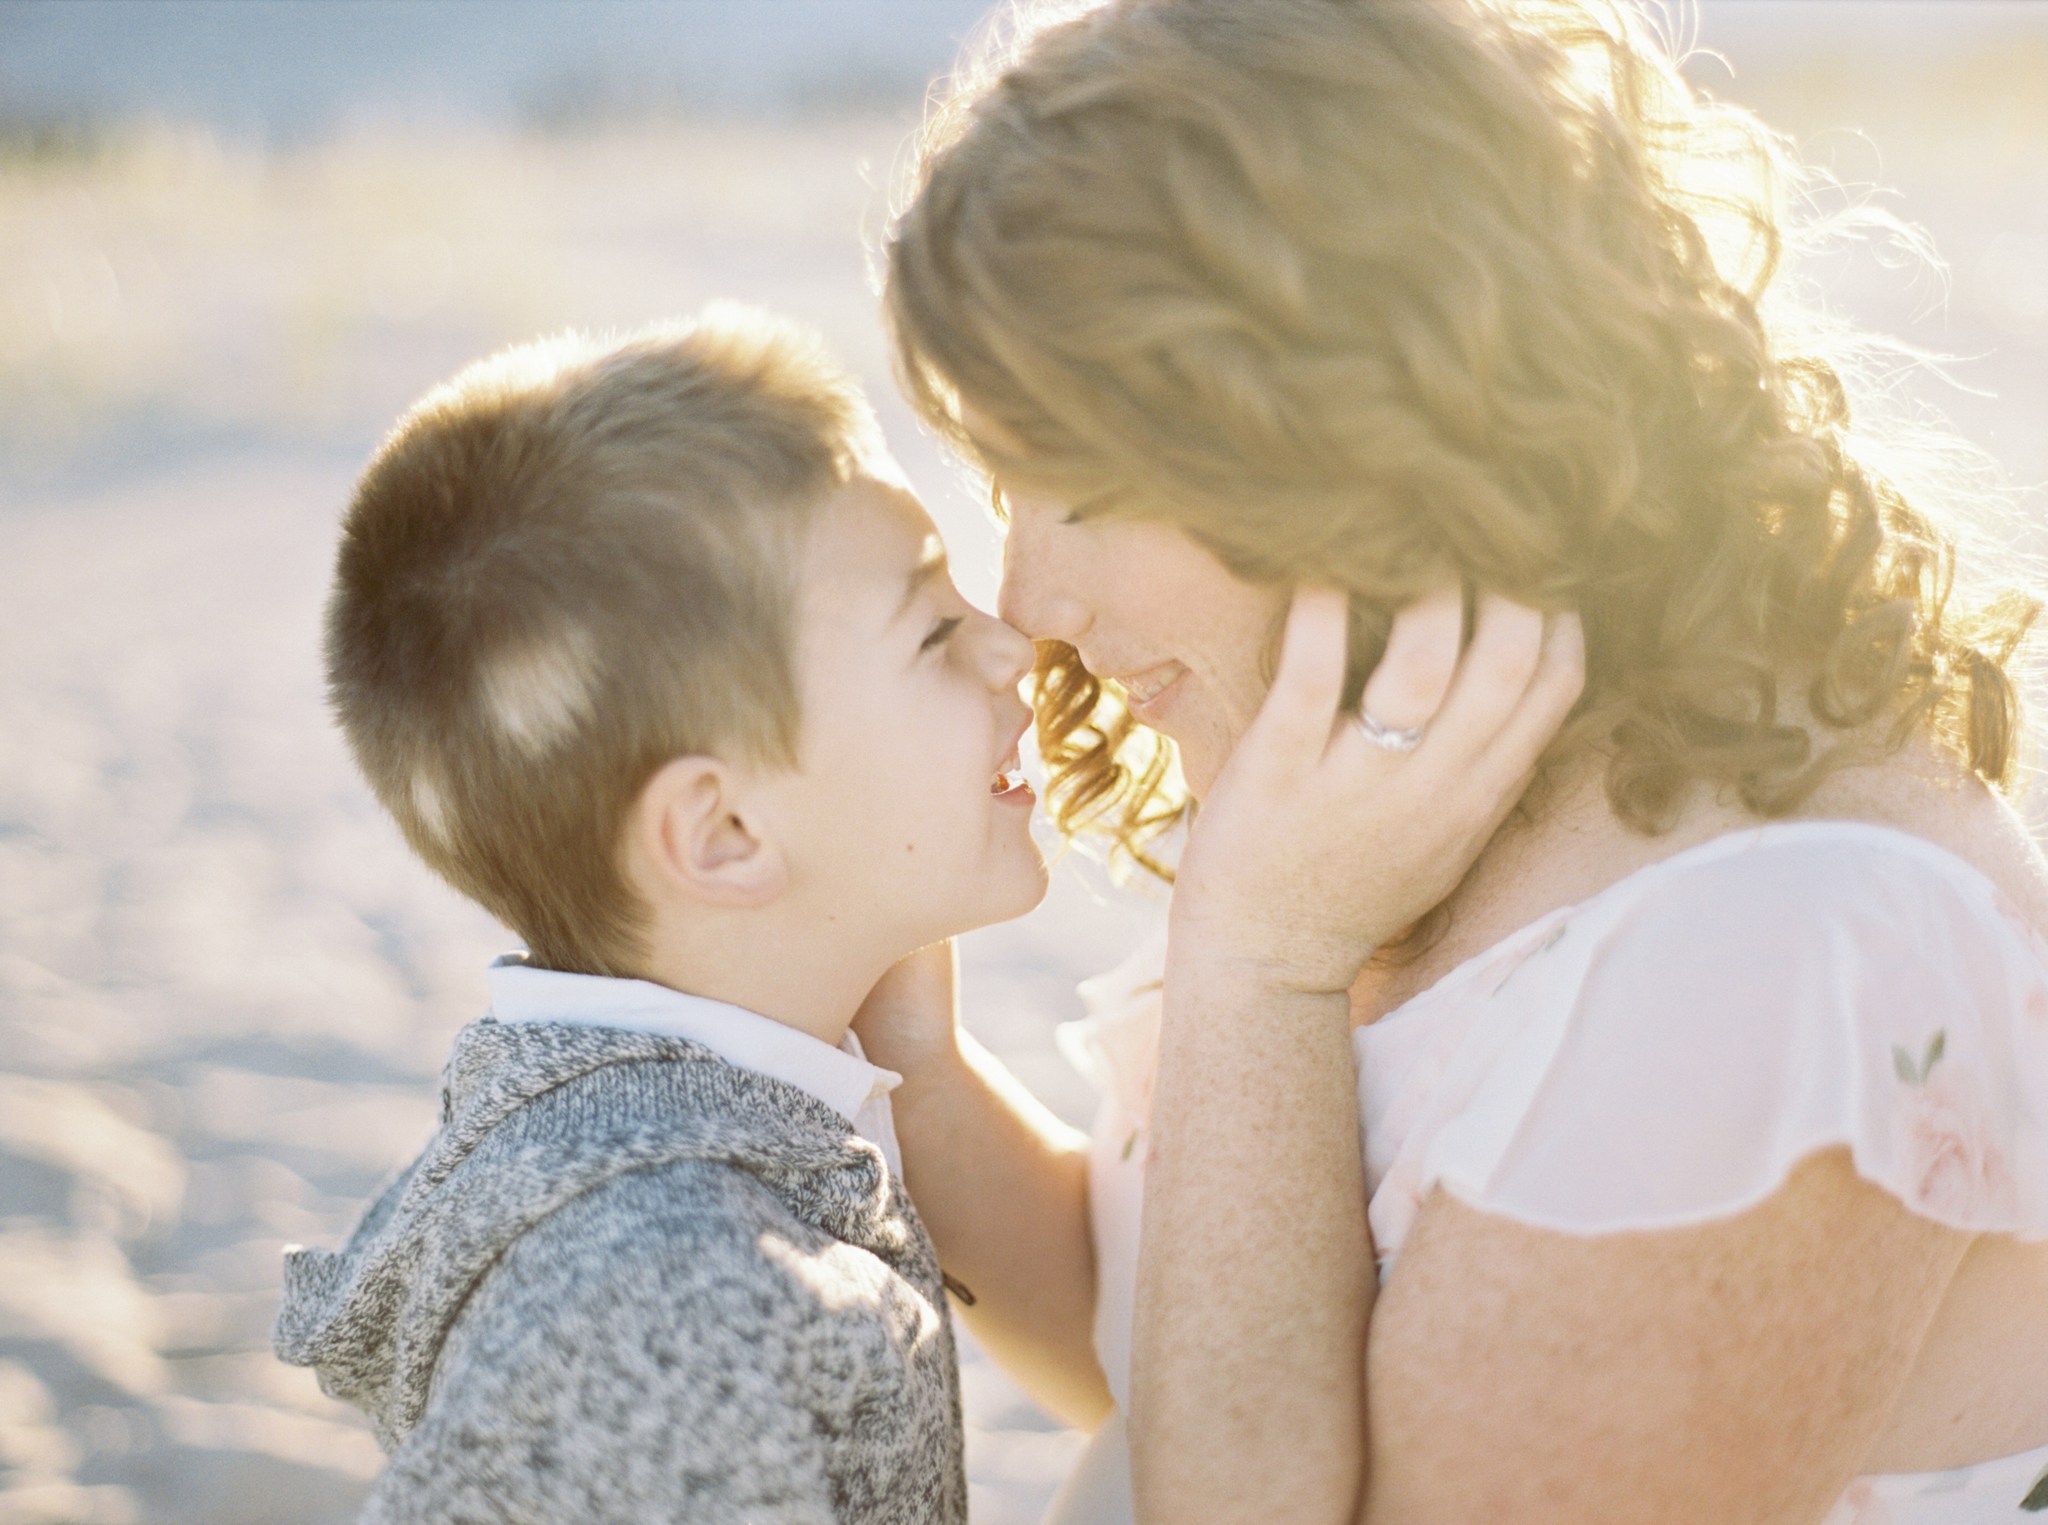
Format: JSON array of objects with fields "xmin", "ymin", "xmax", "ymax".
[{"xmin": 0, "ymin": 3, "xmax": 2042, "ymax": 1522}]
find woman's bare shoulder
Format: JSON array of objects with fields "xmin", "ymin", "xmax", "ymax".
[
  {"xmin": 1374, "ymin": 737, "xmax": 2048, "ymax": 1015},
  {"xmin": 1809, "ymin": 733, "xmax": 2048, "ymax": 927}
]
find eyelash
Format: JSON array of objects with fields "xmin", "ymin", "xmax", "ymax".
[
  {"xmin": 920, "ymin": 616, "xmax": 964, "ymax": 653},
  {"xmin": 993, "ymin": 480, "xmax": 1088, "ymax": 528}
]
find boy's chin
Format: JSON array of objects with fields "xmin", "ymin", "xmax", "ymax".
[{"xmin": 941, "ymin": 857, "xmax": 1051, "ymax": 939}]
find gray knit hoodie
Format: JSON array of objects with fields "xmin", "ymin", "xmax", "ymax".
[{"xmin": 273, "ymin": 1017, "xmax": 967, "ymax": 1524}]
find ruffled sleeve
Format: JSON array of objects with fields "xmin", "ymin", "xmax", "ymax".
[
  {"xmin": 1055, "ymin": 931, "xmax": 1166, "ymax": 1160},
  {"xmin": 1408, "ymin": 828, "xmax": 2048, "ymax": 1244},
  {"xmin": 1055, "ymin": 930, "xmax": 1165, "ymax": 1412}
]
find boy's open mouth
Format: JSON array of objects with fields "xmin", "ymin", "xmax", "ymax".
[
  {"xmin": 991, "ymin": 768, "xmax": 1031, "ymax": 797},
  {"xmin": 991, "ymin": 745, "xmax": 1032, "ymax": 800}
]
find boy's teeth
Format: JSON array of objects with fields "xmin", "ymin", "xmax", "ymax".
[{"xmin": 991, "ymin": 768, "xmax": 1026, "ymax": 795}]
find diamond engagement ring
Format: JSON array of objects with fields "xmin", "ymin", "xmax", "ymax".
[{"xmin": 1354, "ymin": 710, "xmax": 1425, "ymax": 752}]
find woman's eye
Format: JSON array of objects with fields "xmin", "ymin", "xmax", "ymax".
[{"xmin": 920, "ymin": 616, "xmax": 964, "ymax": 653}]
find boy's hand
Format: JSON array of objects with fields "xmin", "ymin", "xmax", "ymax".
[
  {"xmin": 1171, "ymin": 585, "xmax": 1584, "ymax": 998},
  {"xmin": 852, "ymin": 939, "xmax": 961, "ymax": 1078}
]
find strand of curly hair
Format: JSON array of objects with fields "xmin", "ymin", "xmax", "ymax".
[{"xmin": 886, "ymin": 0, "xmax": 2038, "ymax": 885}]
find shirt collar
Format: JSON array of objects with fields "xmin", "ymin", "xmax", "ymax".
[{"xmin": 484, "ymin": 954, "xmax": 901, "ymax": 1126}]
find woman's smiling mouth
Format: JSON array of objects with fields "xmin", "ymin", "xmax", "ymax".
[{"xmin": 1114, "ymin": 660, "xmax": 1188, "ymax": 719}]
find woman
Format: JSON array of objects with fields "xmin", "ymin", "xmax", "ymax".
[{"xmin": 857, "ymin": 1, "xmax": 2048, "ymax": 1521}]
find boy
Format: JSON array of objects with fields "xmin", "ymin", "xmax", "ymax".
[{"xmin": 273, "ymin": 309, "xmax": 1047, "ymax": 1523}]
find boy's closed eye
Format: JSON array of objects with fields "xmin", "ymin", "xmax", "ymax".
[{"xmin": 921, "ymin": 616, "xmax": 965, "ymax": 654}]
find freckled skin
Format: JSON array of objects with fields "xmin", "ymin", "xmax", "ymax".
[{"xmin": 994, "ymin": 491, "xmax": 1285, "ymax": 799}]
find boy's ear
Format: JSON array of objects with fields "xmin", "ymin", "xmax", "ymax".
[{"xmin": 628, "ymin": 756, "xmax": 787, "ymax": 909}]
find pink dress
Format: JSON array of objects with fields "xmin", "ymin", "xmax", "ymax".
[{"xmin": 1052, "ymin": 822, "xmax": 2048, "ymax": 1525}]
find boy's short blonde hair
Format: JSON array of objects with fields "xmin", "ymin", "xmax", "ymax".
[{"xmin": 327, "ymin": 309, "xmax": 880, "ymax": 976}]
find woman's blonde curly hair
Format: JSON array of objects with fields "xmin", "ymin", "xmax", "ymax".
[{"xmin": 884, "ymin": 0, "xmax": 2037, "ymax": 880}]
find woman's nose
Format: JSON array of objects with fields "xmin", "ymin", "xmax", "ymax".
[{"xmin": 997, "ymin": 528, "xmax": 1091, "ymax": 644}]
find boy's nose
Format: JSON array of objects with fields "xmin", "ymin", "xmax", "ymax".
[
  {"xmin": 980, "ymin": 611, "xmax": 1036, "ymax": 690},
  {"xmin": 966, "ymin": 605, "xmax": 1040, "ymax": 691}
]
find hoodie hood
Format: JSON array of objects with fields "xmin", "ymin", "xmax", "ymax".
[{"xmin": 273, "ymin": 1017, "xmax": 901, "ymax": 1448}]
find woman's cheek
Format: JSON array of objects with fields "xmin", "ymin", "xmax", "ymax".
[{"xmin": 1177, "ymin": 737, "xmax": 1227, "ymax": 801}]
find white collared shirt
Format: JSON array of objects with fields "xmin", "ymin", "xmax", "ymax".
[{"xmin": 485, "ymin": 954, "xmax": 905, "ymax": 1181}]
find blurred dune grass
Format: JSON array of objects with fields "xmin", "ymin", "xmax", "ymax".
[
  {"xmin": 0, "ymin": 116, "xmax": 919, "ymax": 482},
  {"xmin": 1, "ymin": 10, "xmax": 2045, "ymax": 1525}
]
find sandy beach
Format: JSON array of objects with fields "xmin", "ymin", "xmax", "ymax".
[
  {"xmin": 2, "ymin": 9, "xmax": 2044, "ymax": 1521},
  {"xmin": 0, "ymin": 433, "xmax": 1159, "ymax": 1524}
]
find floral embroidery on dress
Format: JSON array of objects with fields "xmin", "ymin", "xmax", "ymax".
[
  {"xmin": 1892, "ymin": 1030, "xmax": 1947, "ymax": 1087},
  {"xmin": 1889, "ymin": 1030, "xmax": 2012, "ymax": 1220}
]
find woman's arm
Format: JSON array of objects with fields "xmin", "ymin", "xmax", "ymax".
[
  {"xmin": 1131, "ymin": 587, "xmax": 1584, "ymax": 1522},
  {"xmin": 855, "ymin": 941, "xmax": 1113, "ymax": 1428},
  {"xmin": 1358, "ymin": 1151, "xmax": 1970, "ymax": 1525},
  {"xmin": 1128, "ymin": 591, "xmax": 1978, "ymax": 1525},
  {"xmin": 1135, "ymin": 960, "xmax": 1367, "ymax": 1522}
]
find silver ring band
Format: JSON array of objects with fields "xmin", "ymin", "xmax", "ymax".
[{"xmin": 1354, "ymin": 710, "xmax": 1425, "ymax": 752}]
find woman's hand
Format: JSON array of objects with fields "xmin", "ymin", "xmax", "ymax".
[
  {"xmin": 1130, "ymin": 586, "xmax": 1581, "ymax": 1524},
  {"xmin": 1170, "ymin": 584, "xmax": 1585, "ymax": 998},
  {"xmin": 851, "ymin": 937, "xmax": 1113, "ymax": 1426}
]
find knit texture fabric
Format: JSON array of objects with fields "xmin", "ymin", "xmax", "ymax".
[{"xmin": 273, "ymin": 1017, "xmax": 966, "ymax": 1524}]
